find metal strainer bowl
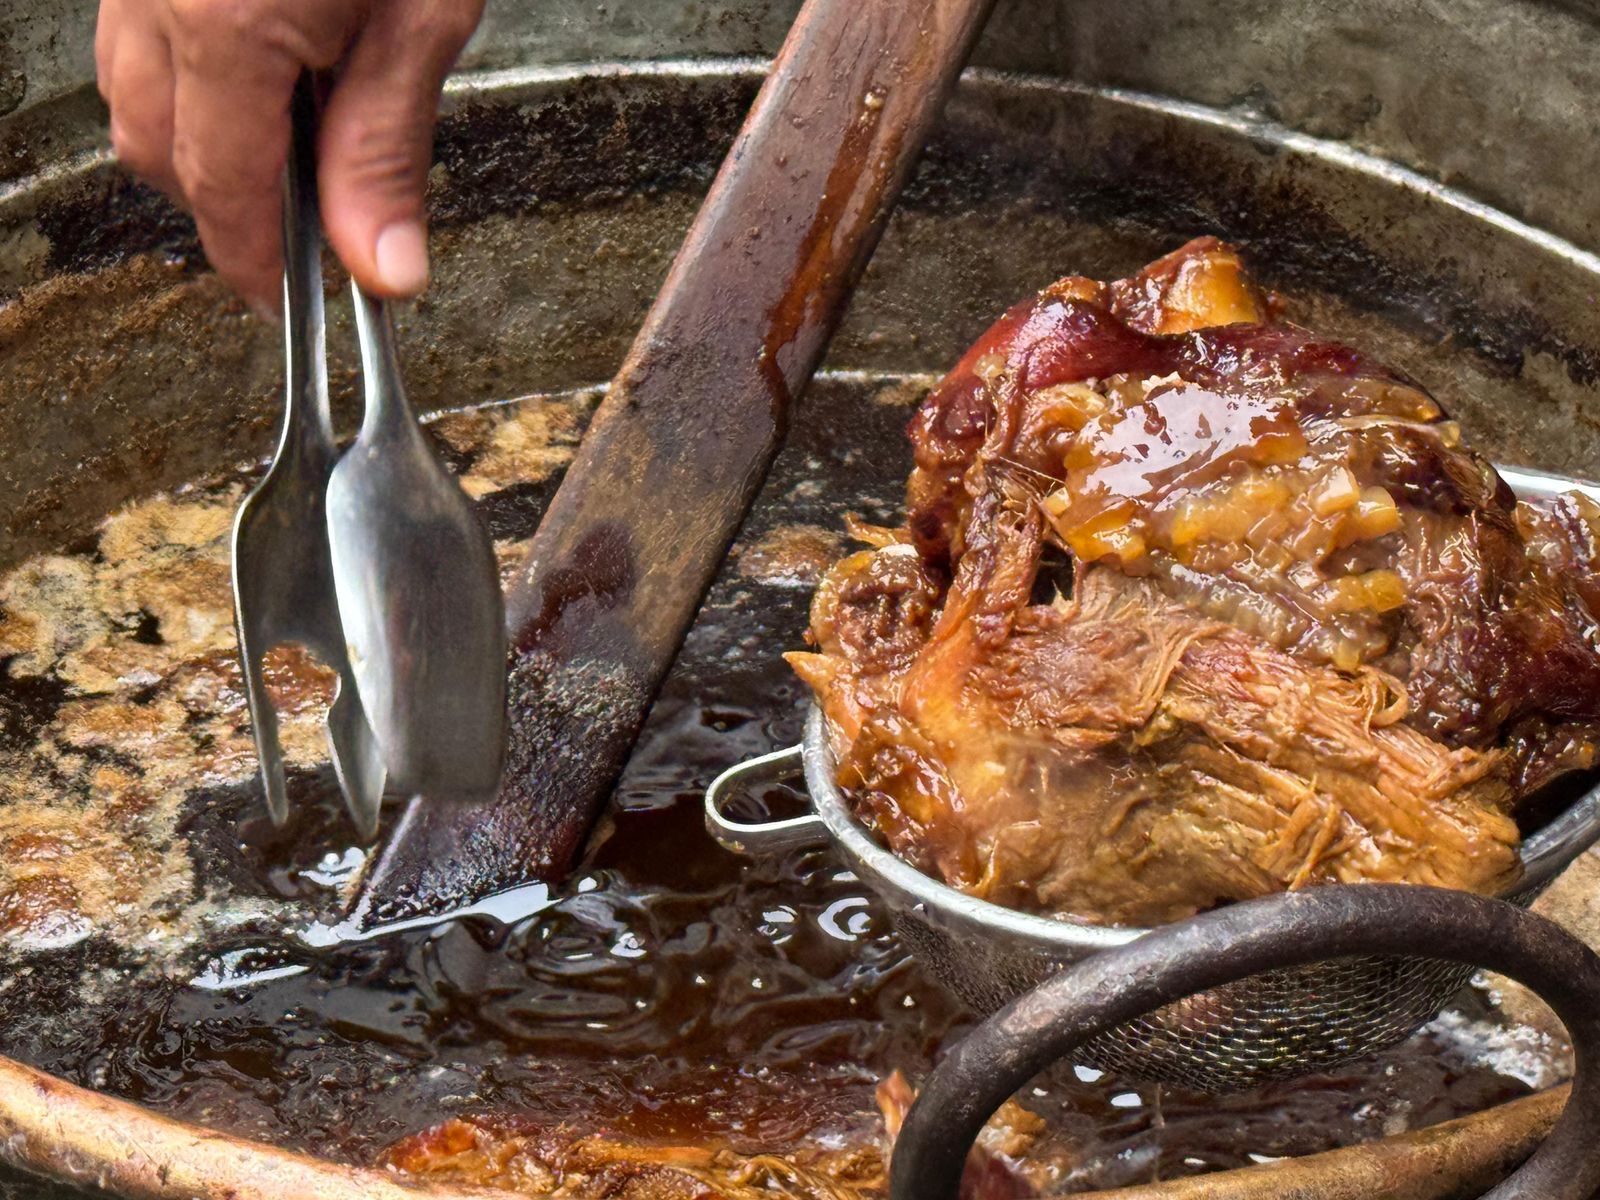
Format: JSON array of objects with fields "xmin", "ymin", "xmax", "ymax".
[{"xmin": 706, "ymin": 706, "xmax": 1600, "ymax": 1094}]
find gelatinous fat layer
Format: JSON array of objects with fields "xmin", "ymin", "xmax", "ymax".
[
  {"xmin": 797, "ymin": 237, "xmax": 1600, "ymax": 926},
  {"xmin": 1033, "ymin": 371, "xmax": 1428, "ymax": 673}
]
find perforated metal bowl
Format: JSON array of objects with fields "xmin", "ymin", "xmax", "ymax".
[{"xmin": 707, "ymin": 704, "xmax": 1600, "ymax": 1094}]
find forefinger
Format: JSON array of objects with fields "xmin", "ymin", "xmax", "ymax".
[
  {"xmin": 95, "ymin": 0, "xmax": 124, "ymax": 102},
  {"xmin": 108, "ymin": 24, "xmax": 181, "ymax": 203},
  {"xmin": 163, "ymin": 0, "xmax": 363, "ymax": 313},
  {"xmin": 168, "ymin": 52, "xmax": 296, "ymax": 314}
]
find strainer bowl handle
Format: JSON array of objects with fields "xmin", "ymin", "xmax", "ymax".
[
  {"xmin": 705, "ymin": 744, "xmax": 830, "ymax": 855},
  {"xmin": 889, "ymin": 884, "xmax": 1600, "ymax": 1200}
]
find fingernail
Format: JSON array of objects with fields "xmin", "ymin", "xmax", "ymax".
[
  {"xmin": 374, "ymin": 220, "xmax": 430, "ymax": 295},
  {"xmin": 250, "ymin": 296, "xmax": 282, "ymax": 324}
]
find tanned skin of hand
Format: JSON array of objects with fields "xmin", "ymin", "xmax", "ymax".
[{"xmin": 94, "ymin": 0, "xmax": 485, "ymax": 315}]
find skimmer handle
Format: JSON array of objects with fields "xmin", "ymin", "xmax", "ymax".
[
  {"xmin": 705, "ymin": 745, "xmax": 829, "ymax": 855},
  {"xmin": 890, "ymin": 884, "xmax": 1600, "ymax": 1200}
]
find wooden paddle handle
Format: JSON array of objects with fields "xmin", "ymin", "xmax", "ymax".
[
  {"xmin": 507, "ymin": 0, "xmax": 1002, "ymax": 652},
  {"xmin": 359, "ymin": 0, "xmax": 997, "ymax": 916}
]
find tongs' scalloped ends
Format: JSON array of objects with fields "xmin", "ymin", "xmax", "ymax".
[
  {"xmin": 234, "ymin": 474, "xmax": 391, "ymax": 839},
  {"xmin": 328, "ymin": 668, "xmax": 387, "ymax": 841},
  {"xmin": 234, "ymin": 631, "xmax": 290, "ymax": 827},
  {"xmin": 324, "ymin": 285, "xmax": 508, "ymax": 797}
]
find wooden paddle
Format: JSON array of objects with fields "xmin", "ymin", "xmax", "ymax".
[{"xmin": 357, "ymin": 0, "xmax": 999, "ymax": 919}]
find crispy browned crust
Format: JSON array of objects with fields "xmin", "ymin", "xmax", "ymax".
[{"xmin": 791, "ymin": 238, "xmax": 1600, "ymax": 925}]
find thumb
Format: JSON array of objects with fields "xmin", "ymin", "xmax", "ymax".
[{"xmin": 316, "ymin": 0, "xmax": 483, "ymax": 298}]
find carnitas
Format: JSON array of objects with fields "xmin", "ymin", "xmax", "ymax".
[
  {"xmin": 789, "ymin": 238, "xmax": 1600, "ymax": 927},
  {"xmin": 381, "ymin": 1073, "xmax": 1042, "ymax": 1199}
]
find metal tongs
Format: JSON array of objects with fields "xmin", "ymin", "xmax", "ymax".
[{"xmin": 231, "ymin": 77, "xmax": 506, "ymax": 841}]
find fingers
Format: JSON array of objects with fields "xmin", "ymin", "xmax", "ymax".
[
  {"xmin": 98, "ymin": 0, "xmax": 182, "ymax": 202},
  {"xmin": 148, "ymin": 0, "xmax": 364, "ymax": 312},
  {"xmin": 95, "ymin": 0, "xmax": 123, "ymax": 102},
  {"xmin": 169, "ymin": 57, "xmax": 294, "ymax": 313},
  {"xmin": 107, "ymin": 23, "xmax": 180, "ymax": 201},
  {"xmin": 94, "ymin": 0, "xmax": 478, "ymax": 310},
  {"xmin": 317, "ymin": 0, "xmax": 483, "ymax": 298}
]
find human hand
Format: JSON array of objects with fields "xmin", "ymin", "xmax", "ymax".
[{"xmin": 95, "ymin": 0, "xmax": 485, "ymax": 315}]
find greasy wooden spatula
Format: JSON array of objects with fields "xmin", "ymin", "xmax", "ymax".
[{"xmin": 355, "ymin": 0, "xmax": 998, "ymax": 922}]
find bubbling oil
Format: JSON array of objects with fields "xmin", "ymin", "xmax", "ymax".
[{"xmin": 0, "ymin": 377, "xmax": 1568, "ymax": 1194}]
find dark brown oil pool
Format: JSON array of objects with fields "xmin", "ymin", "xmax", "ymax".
[{"xmin": 0, "ymin": 374, "xmax": 1569, "ymax": 1197}]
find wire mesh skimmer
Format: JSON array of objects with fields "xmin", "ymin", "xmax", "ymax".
[{"xmin": 706, "ymin": 705, "xmax": 1600, "ymax": 1094}]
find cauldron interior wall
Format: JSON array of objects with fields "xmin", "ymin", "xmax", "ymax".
[
  {"xmin": 9, "ymin": 0, "xmax": 1600, "ymax": 250},
  {"xmin": 3, "ymin": 1, "xmax": 1600, "ymax": 569}
]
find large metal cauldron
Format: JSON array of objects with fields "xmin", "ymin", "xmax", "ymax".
[{"xmin": 4, "ymin": 1, "xmax": 1600, "ymax": 1197}]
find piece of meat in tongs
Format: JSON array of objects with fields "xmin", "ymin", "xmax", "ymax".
[{"xmin": 790, "ymin": 238, "xmax": 1600, "ymax": 927}]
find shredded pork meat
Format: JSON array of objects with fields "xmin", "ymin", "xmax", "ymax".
[{"xmin": 790, "ymin": 238, "xmax": 1600, "ymax": 926}]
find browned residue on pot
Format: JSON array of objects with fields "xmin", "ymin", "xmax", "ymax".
[
  {"xmin": 0, "ymin": 395, "xmax": 592, "ymax": 952},
  {"xmin": 736, "ymin": 524, "xmax": 847, "ymax": 588}
]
